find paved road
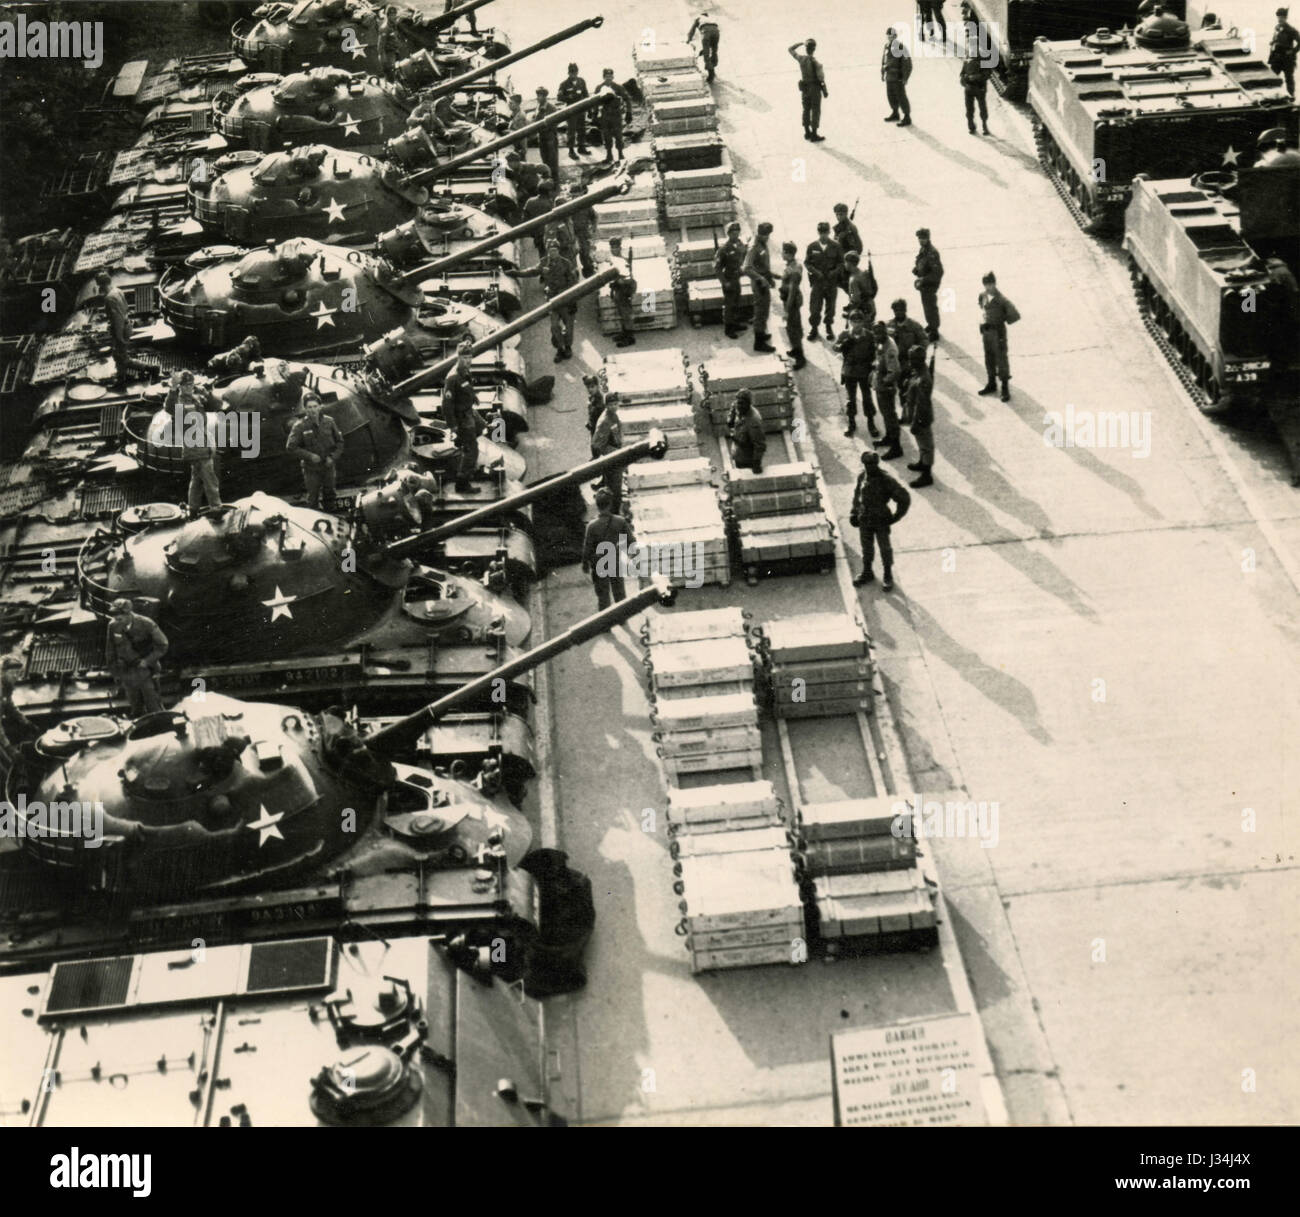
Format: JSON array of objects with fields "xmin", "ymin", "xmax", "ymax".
[{"xmin": 488, "ymin": 0, "xmax": 1300, "ymax": 1125}]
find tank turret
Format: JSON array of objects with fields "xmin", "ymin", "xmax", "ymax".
[{"xmin": 76, "ymin": 492, "xmax": 531, "ymax": 665}]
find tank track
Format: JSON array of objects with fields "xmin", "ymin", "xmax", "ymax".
[
  {"xmin": 1033, "ymin": 121, "xmax": 1094, "ymax": 235},
  {"xmin": 1128, "ymin": 262, "xmax": 1217, "ymax": 414}
]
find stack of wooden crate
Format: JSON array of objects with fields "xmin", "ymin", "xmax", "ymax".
[
  {"xmin": 644, "ymin": 608, "xmax": 760, "ymax": 779},
  {"xmin": 760, "ymin": 613, "xmax": 873, "ymax": 718},
  {"xmin": 625, "ymin": 458, "xmax": 728, "ymax": 588},
  {"xmin": 602, "ymin": 348, "xmax": 698, "ymax": 458},
  {"xmin": 649, "ymin": 95, "xmax": 717, "ymax": 138},
  {"xmin": 725, "ymin": 462, "xmax": 823, "ymax": 522},
  {"xmin": 794, "ymin": 795, "xmax": 937, "ymax": 950},
  {"xmin": 666, "ymin": 779, "xmax": 805, "ymax": 974},
  {"xmin": 661, "ymin": 151, "xmax": 735, "ymax": 231},
  {"xmin": 652, "ymin": 129, "xmax": 725, "ymax": 173},
  {"xmin": 596, "ymin": 253, "xmax": 678, "ymax": 334},
  {"xmin": 699, "ymin": 351, "xmax": 794, "ymax": 432}
]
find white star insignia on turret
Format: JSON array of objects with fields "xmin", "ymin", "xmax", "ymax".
[
  {"xmin": 311, "ymin": 301, "xmax": 337, "ymax": 329},
  {"xmin": 262, "ymin": 584, "xmax": 297, "ymax": 621},
  {"xmin": 247, "ymin": 805, "xmax": 285, "ymax": 847},
  {"xmin": 341, "ymin": 118, "xmax": 361, "ymax": 139},
  {"xmin": 1222, "ymin": 145, "xmax": 1240, "ymax": 166},
  {"xmin": 323, "ymin": 197, "xmax": 347, "ymax": 225},
  {"xmin": 350, "ymin": 41, "xmax": 369, "ymax": 60}
]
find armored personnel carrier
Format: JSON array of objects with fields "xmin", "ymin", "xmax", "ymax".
[
  {"xmin": 963, "ymin": 1, "xmax": 1187, "ymax": 99},
  {"xmin": 1028, "ymin": 21, "xmax": 1297, "ymax": 230}
]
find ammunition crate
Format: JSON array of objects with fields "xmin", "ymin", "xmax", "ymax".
[
  {"xmin": 761, "ymin": 614, "xmax": 871, "ymax": 664},
  {"xmin": 679, "ymin": 849, "xmax": 802, "ymax": 932},
  {"xmin": 663, "ymin": 201, "xmax": 736, "ymax": 231},
  {"xmin": 666, "ymin": 780, "xmax": 781, "ymax": 825},
  {"xmin": 639, "ymin": 69, "xmax": 709, "ymax": 103},
  {"xmin": 700, "ymin": 351, "xmax": 791, "ymax": 393},
  {"xmin": 656, "ymin": 722, "xmax": 762, "ymax": 758},
  {"xmin": 625, "ymin": 456, "xmax": 714, "ymax": 494},
  {"xmin": 601, "ymin": 348, "xmax": 692, "ymax": 405},
  {"xmin": 630, "ymin": 484, "xmax": 717, "ymax": 527},
  {"xmin": 685, "ymin": 277, "xmax": 755, "ymax": 325},
  {"xmin": 674, "ymin": 228, "xmax": 749, "ymax": 281},
  {"xmin": 662, "ymin": 154, "xmax": 734, "ymax": 194},
  {"xmin": 725, "ymin": 462, "xmax": 815, "ymax": 494},
  {"xmin": 633, "ymin": 41, "xmax": 699, "ymax": 72},
  {"xmin": 655, "ymin": 678, "xmax": 753, "ymax": 702},
  {"xmin": 812, "ymin": 864, "xmax": 935, "ymax": 939},
  {"xmin": 662, "ymin": 746, "xmax": 763, "ymax": 779},
  {"xmin": 728, "ymin": 489, "xmax": 821, "ymax": 520},
  {"xmin": 688, "ymin": 922, "xmax": 804, "ymax": 952},
  {"xmin": 688, "ymin": 940, "xmax": 804, "ymax": 973},
  {"xmin": 652, "ymin": 130, "xmax": 725, "ymax": 172},
  {"xmin": 595, "ymin": 234, "xmax": 668, "ymax": 263},
  {"xmin": 803, "ymin": 835, "xmax": 918, "ymax": 877},
  {"xmin": 735, "ymin": 513, "xmax": 835, "ymax": 563},
  {"xmin": 798, "ymin": 797, "xmax": 908, "ymax": 843},
  {"xmin": 672, "ymin": 826, "xmax": 791, "ymax": 860},
  {"xmin": 644, "ymin": 606, "xmax": 748, "ymax": 646},
  {"xmin": 593, "ymin": 196, "xmax": 661, "ymax": 238},
  {"xmin": 770, "ymin": 657, "xmax": 873, "ymax": 686},
  {"xmin": 774, "ymin": 696, "xmax": 870, "ymax": 719},
  {"xmin": 652, "ymin": 691, "xmax": 759, "ymax": 732},
  {"xmin": 647, "ymin": 636, "xmax": 756, "ymax": 690},
  {"xmin": 597, "ymin": 255, "xmax": 679, "ymax": 334}
]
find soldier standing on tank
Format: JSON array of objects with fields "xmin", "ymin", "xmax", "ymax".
[
  {"xmin": 557, "ymin": 63, "xmax": 590, "ymax": 158},
  {"xmin": 590, "ymin": 394, "xmax": 624, "ymax": 514},
  {"xmin": 595, "ymin": 69, "xmax": 633, "ymax": 164},
  {"xmin": 850, "ymin": 450, "xmax": 910, "ymax": 591},
  {"xmin": 287, "ymin": 393, "xmax": 345, "ymax": 509},
  {"xmin": 519, "ymin": 237, "xmax": 579, "ymax": 361},
  {"xmin": 166, "ymin": 371, "xmax": 223, "ymax": 517},
  {"xmin": 805, "ymin": 221, "xmax": 842, "ymax": 342},
  {"xmin": 977, "ymin": 271, "xmax": 1020, "ymax": 401},
  {"xmin": 788, "ymin": 38, "xmax": 828, "ymax": 141},
  {"xmin": 871, "ymin": 319, "xmax": 904, "ymax": 458},
  {"xmin": 582, "ymin": 486, "xmax": 634, "ymax": 610},
  {"xmin": 108, "ymin": 599, "xmax": 169, "ymax": 718},
  {"xmin": 440, "ymin": 342, "xmax": 483, "ymax": 493},
  {"xmin": 688, "ymin": 12, "xmax": 722, "ymax": 83},
  {"xmin": 443, "ymin": 0, "xmax": 479, "ymax": 33},
  {"xmin": 728, "ymin": 389, "xmax": 767, "ymax": 473},
  {"xmin": 961, "ymin": 49, "xmax": 992, "ymax": 135},
  {"xmin": 743, "ymin": 222, "xmax": 778, "ymax": 353},
  {"xmin": 206, "ymin": 335, "xmax": 263, "ymax": 377},
  {"xmin": 833, "ymin": 202, "xmax": 863, "ymax": 258},
  {"xmin": 918, "ymin": 1, "xmax": 947, "ymax": 44},
  {"xmin": 835, "ymin": 310, "xmax": 878, "ymax": 439},
  {"xmin": 534, "ymin": 87, "xmax": 561, "ymax": 183},
  {"xmin": 92, "ymin": 270, "xmax": 137, "ymax": 389},
  {"xmin": 779, "ymin": 240, "xmax": 807, "ymax": 370},
  {"xmin": 913, "ymin": 228, "xmax": 944, "ymax": 340},
  {"xmin": 1270, "ymin": 8, "xmax": 1300, "ymax": 97},
  {"xmin": 882, "ymin": 27, "xmax": 913, "ymax": 126},
  {"xmin": 611, "ymin": 260, "xmax": 638, "ymax": 349},
  {"xmin": 714, "ymin": 221, "xmax": 748, "ymax": 339},
  {"xmin": 902, "ymin": 346, "xmax": 936, "ymax": 488}
]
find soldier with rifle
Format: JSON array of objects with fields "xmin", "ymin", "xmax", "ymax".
[
  {"xmin": 902, "ymin": 345, "xmax": 936, "ymax": 488},
  {"xmin": 833, "ymin": 201, "xmax": 863, "ymax": 256},
  {"xmin": 742, "ymin": 222, "xmax": 778, "ymax": 353}
]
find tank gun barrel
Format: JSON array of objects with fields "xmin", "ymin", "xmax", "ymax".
[
  {"xmin": 395, "ymin": 177, "xmax": 626, "ymax": 284},
  {"xmin": 393, "ymin": 266, "xmax": 619, "ymax": 395},
  {"xmin": 415, "ymin": 15, "xmax": 603, "ymax": 103},
  {"xmin": 404, "ymin": 95, "xmax": 603, "ymax": 186},
  {"xmin": 425, "ymin": 0, "xmax": 499, "ymax": 36},
  {"xmin": 384, "ymin": 429, "xmax": 668, "ymax": 557},
  {"xmin": 365, "ymin": 577, "xmax": 675, "ymax": 749}
]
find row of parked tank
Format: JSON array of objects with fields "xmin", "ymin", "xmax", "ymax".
[
  {"xmin": 0, "ymin": 0, "xmax": 664, "ymax": 1111},
  {"xmin": 964, "ymin": 1, "xmax": 1300, "ymax": 468}
]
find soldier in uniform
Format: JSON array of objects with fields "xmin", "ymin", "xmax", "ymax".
[
  {"xmin": 286, "ymin": 393, "xmax": 345, "ymax": 508},
  {"xmin": 842, "ymin": 251, "xmax": 877, "ymax": 326},
  {"xmin": 568, "ymin": 184, "xmax": 596, "ymax": 275},
  {"xmin": 521, "ymin": 178, "xmax": 555, "ymax": 257},
  {"xmin": 582, "ymin": 486, "xmax": 634, "ymax": 610},
  {"xmin": 960, "ymin": 49, "xmax": 992, "ymax": 135},
  {"xmin": 590, "ymin": 394, "xmax": 624, "ymax": 514},
  {"xmin": 779, "ymin": 240, "xmax": 806, "ymax": 370},
  {"xmin": 166, "ymin": 371, "xmax": 223, "ymax": 517},
  {"xmin": 440, "ymin": 342, "xmax": 484, "ymax": 493},
  {"xmin": 545, "ymin": 187, "xmax": 580, "ymax": 262},
  {"xmin": 611, "ymin": 261, "xmax": 638, "ymax": 348},
  {"xmin": 788, "ymin": 38, "xmax": 828, "ymax": 141},
  {"xmin": 742, "ymin": 221, "xmax": 778, "ymax": 353},
  {"xmin": 595, "ymin": 69, "xmax": 633, "ymax": 163},
  {"xmin": 1270, "ymin": 7, "xmax": 1300, "ymax": 97},
  {"xmin": 976, "ymin": 271, "xmax": 1020, "ymax": 400},
  {"xmin": 92, "ymin": 270, "xmax": 137, "ymax": 389},
  {"xmin": 835, "ymin": 310, "xmax": 878, "ymax": 439},
  {"xmin": 913, "ymin": 227, "xmax": 944, "ymax": 340},
  {"xmin": 882, "ymin": 27, "xmax": 913, "ymax": 126},
  {"xmin": 871, "ymin": 319, "xmax": 904, "ymax": 459},
  {"xmin": 519, "ymin": 237, "xmax": 579, "ymax": 360},
  {"xmin": 902, "ymin": 346, "xmax": 935, "ymax": 488},
  {"xmin": 888, "ymin": 297, "xmax": 929, "ymax": 372},
  {"xmin": 918, "ymin": 1, "xmax": 947, "ymax": 43},
  {"xmin": 849, "ymin": 450, "xmax": 910, "ymax": 591},
  {"xmin": 108, "ymin": 599, "xmax": 168, "ymax": 718},
  {"xmin": 805, "ymin": 221, "xmax": 843, "ymax": 342},
  {"xmin": 583, "ymin": 373, "xmax": 606, "ymax": 436},
  {"xmin": 687, "ymin": 11, "xmax": 722, "ymax": 82},
  {"xmin": 833, "ymin": 202, "xmax": 863, "ymax": 257},
  {"xmin": 557, "ymin": 63, "xmax": 590, "ymax": 157},
  {"xmin": 534, "ymin": 87, "xmax": 561, "ymax": 183},
  {"xmin": 504, "ymin": 93, "xmax": 528, "ymax": 136},
  {"xmin": 714, "ymin": 221, "xmax": 748, "ymax": 339},
  {"xmin": 728, "ymin": 389, "xmax": 767, "ymax": 473},
  {"xmin": 206, "ymin": 335, "xmax": 262, "ymax": 377}
]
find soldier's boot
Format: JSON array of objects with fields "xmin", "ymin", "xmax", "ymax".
[
  {"xmin": 792, "ymin": 357, "xmax": 807, "ymax": 370},
  {"xmin": 968, "ymin": 120, "xmax": 977, "ymax": 135},
  {"xmin": 909, "ymin": 465, "xmax": 934, "ymax": 488},
  {"xmin": 867, "ymin": 416, "xmax": 881, "ymax": 440},
  {"xmin": 982, "ymin": 121, "xmax": 991, "ymax": 135},
  {"xmin": 880, "ymin": 442, "xmax": 904, "ymax": 460},
  {"xmin": 806, "ymin": 328, "xmax": 819, "ymax": 341},
  {"xmin": 809, "ymin": 131, "xmax": 825, "ymax": 142},
  {"xmin": 978, "ymin": 379, "xmax": 997, "ymax": 395},
  {"xmin": 881, "ymin": 565, "xmax": 894, "ymax": 592},
  {"xmin": 754, "ymin": 334, "xmax": 775, "ymax": 353},
  {"xmin": 824, "ymin": 322, "xmax": 835, "ymax": 340},
  {"xmin": 844, "ymin": 417, "xmax": 857, "ymax": 437},
  {"xmin": 884, "ymin": 112, "xmax": 899, "ymax": 122},
  {"xmin": 907, "ymin": 460, "xmax": 924, "ymax": 471},
  {"xmin": 853, "ymin": 566, "xmax": 875, "ymax": 587},
  {"xmin": 1000, "ymin": 379, "xmax": 1011, "ymax": 401}
]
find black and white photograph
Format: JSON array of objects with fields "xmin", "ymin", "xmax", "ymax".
[{"xmin": 0, "ymin": 0, "xmax": 1293, "ymax": 1172}]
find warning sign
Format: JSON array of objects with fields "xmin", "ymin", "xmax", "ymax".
[{"xmin": 831, "ymin": 1012, "xmax": 986, "ymax": 1126}]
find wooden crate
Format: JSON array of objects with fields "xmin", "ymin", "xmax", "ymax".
[
  {"xmin": 653, "ymin": 691, "xmax": 759, "ymax": 732},
  {"xmin": 648, "ymin": 635, "xmax": 756, "ymax": 690},
  {"xmin": 626, "ymin": 456, "xmax": 714, "ymax": 493},
  {"xmin": 762, "ymin": 614, "xmax": 870, "ymax": 664},
  {"xmin": 644, "ymin": 606, "xmax": 747, "ymax": 646}
]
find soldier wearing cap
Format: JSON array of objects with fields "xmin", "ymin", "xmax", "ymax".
[
  {"xmin": 590, "ymin": 394, "xmax": 624, "ymax": 514},
  {"xmin": 888, "ymin": 297, "xmax": 929, "ymax": 374},
  {"xmin": 835, "ymin": 310, "xmax": 878, "ymax": 438},
  {"xmin": 882, "ymin": 27, "xmax": 913, "ymax": 126},
  {"xmin": 728, "ymin": 389, "xmax": 767, "ymax": 473},
  {"xmin": 286, "ymin": 392, "xmax": 345, "ymax": 509},
  {"xmin": 849, "ymin": 450, "xmax": 909, "ymax": 591},
  {"xmin": 519, "ymin": 237, "xmax": 579, "ymax": 360},
  {"xmin": 779, "ymin": 240, "xmax": 806, "ymax": 370},
  {"xmin": 743, "ymin": 222, "xmax": 778, "ymax": 353},
  {"xmin": 714, "ymin": 221, "xmax": 748, "ymax": 339},
  {"xmin": 871, "ymin": 319, "xmax": 903, "ymax": 458},
  {"xmin": 165, "ymin": 370, "xmax": 223, "ymax": 517},
  {"xmin": 582, "ymin": 486, "xmax": 635, "ymax": 610},
  {"xmin": 789, "ymin": 38, "xmax": 828, "ymax": 141},
  {"xmin": 960, "ymin": 48, "xmax": 992, "ymax": 135},
  {"xmin": 441, "ymin": 341, "xmax": 484, "ymax": 493},
  {"xmin": 595, "ymin": 69, "xmax": 633, "ymax": 164},
  {"xmin": 902, "ymin": 346, "xmax": 935, "ymax": 488},
  {"xmin": 108, "ymin": 599, "xmax": 169, "ymax": 717},
  {"xmin": 1271, "ymin": 8, "xmax": 1300, "ymax": 96},
  {"xmin": 913, "ymin": 227, "xmax": 944, "ymax": 340},
  {"xmin": 93, "ymin": 270, "xmax": 136, "ymax": 389},
  {"xmin": 833, "ymin": 203, "xmax": 863, "ymax": 257},
  {"xmin": 534, "ymin": 86, "xmax": 561, "ymax": 182},
  {"xmin": 567, "ymin": 183, "xmax": 596, "ymax": 274},
  {"xmin": 557, "ymin": 63, "xmax": 590, "ymax": 158},
  {"xmin": 611, "ymin": 255, "xmax": 638, "ymax": 349},
  {"xmin": 843, "ymin": 250, "xmax": 877, "ymax": 326},
  {"xmin": 805, "ymin": 221, "xmax": 843, "ymax": 342},
  {"xmin": 977, "ymin": 271, "xmax": 1020, "ymax": 400}
]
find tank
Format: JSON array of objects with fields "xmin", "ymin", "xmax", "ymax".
[
  {"xmin": 232, "ymin": 0, "xmax": 508, "ymax": 74},
  {"xmin": 963, "ymin": 1, "xmax": 1187, "ymax": 99},
  {"xmin": 1124, "ymin": 163, "xmax": 1300, "ymax": 419},
  {"xmin": 1028, "ymin": 22, "xmax": 1297, "ymax": 229}
]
